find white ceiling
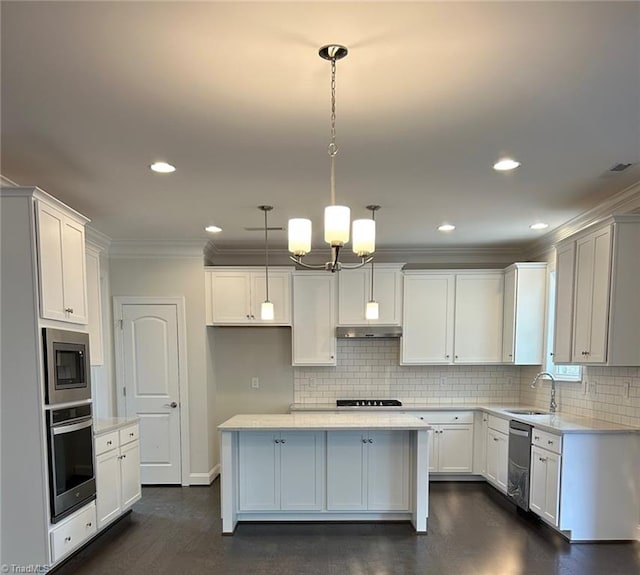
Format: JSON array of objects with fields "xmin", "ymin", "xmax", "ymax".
[{"xmin": 2, "ymin": 1, "xmax": 640, "ymax": 253}]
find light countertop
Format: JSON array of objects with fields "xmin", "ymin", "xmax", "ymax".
[
  {"xmin": 289, "ymin": 403, "xmax": 640, "ymax": 435},
  {"xmin": 218, "ymin": 413, "xmax": 432, "ymax": 431},
  {"xmin": 94, "ymin": 416, "xmax": 139, "ymax": 435}
]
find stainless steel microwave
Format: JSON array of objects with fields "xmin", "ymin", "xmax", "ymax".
[{"xmin": 43, "ymin": 328, "xmax": 91, "ymax": 405}]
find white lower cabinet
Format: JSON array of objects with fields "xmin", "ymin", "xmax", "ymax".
[
  {"xmin": 529, "ymin": 445, "xmax": 561, "ymax": 527},
  {"xmin": 95, "ymin": 423, "xmax": 141, "ymax": 530},
  {"xmin": 50, "ymin": 502, "xmax": 97, "ymax": 564},
  {"xmin": 238, "ymin": 431, "xmax": 325, "ymax": 511},
  {"xmin": 485, "ymin": 428, "xmax": 509, "ymax": 493},
  {"xmin": 326, "ymin": 430, "xmax": 410, "ymax": 512},
  {"xmin": 417, "ymin": 412, "xmax": 474, "ymax": 473}
]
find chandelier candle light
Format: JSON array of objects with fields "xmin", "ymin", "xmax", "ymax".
[
  {"xmin": 259, "ymin": 205, "xmax": 275, "ymax": 321},
  {"xmin": 288, "ymin": 44, "xmax": 377, "ymax": 272}
]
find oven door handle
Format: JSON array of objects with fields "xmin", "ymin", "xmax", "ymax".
[{"xmin": 52, "ymin": 419, "xmax": 93, "ymax": 435}]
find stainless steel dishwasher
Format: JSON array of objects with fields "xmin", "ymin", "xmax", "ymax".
[{"xmin": 507, "ymin": 420, "xmax": 532, "ymax": 511}]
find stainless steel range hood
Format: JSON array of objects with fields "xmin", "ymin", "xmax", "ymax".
[{"xmin": 336, "ymin": 326, "xmax": 403, "ymax": 339}]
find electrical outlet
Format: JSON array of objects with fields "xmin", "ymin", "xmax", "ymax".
[
  {"xmin": 623, "ymin": 381, "xmax": 631, "ymax": 400},
  {"xmin": 440, "ymin": 377, "xmax": 447, "ymax": 387},
  {"xmin": 251, "ymin": 377, "xmax": 260, "ymax": 389}
]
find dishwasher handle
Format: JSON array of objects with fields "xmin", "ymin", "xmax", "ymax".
[{"xmin": 509, "ymin": 428, "xmax": 530, "ymax": 438}]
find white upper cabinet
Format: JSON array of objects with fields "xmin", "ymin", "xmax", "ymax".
[
  {"xmin": 337, "ymin": 264, "xmax": 403, "ymax": 325},
  {"xmin": 36, "ymin": 198, "xmax": 88, "ymax": 324},
  {"xmin": 555, "ymin": 215, "xmax": 640, "ymax": 366},
  {"xmin": 205, "ymin": 267, "xmax": 292, "ymax": 325},
  {"xmin": 502, "ymin": 263, "xmax": 547, "ymax": 364},
  {"xmin": 553, "ymin": 242, "xmax": 576, "ymax": 364},
  {"xmin": 292, "ymin": 272, "xmax": 337, "ymax": 366},
  {"xmin": 402, "ymin": 271, "xmax": 503, "ymax": 365},
  {"xmin": 85, "ymin": 245, "xmax": 104, "ymax": 365},
  {"xmin": 402, "ymin": 273, "xmax": 454, "ymax": 364},
  {"xmin": 453, "ymin": 272, "xmax": 504, "ymax": 364}
]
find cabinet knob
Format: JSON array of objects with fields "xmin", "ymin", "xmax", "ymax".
[
  {"xmin": 65, "ymin": 536, "xmax": 72, "ymax": 543},
  {"xmin": 534, "ymin": 436, "xmax": 540, "ymax": 441},
  {"xmin": 368, "ymin": 438, "xmax": 373, "ymax": 443},
  {"xmin": 330, "ymin": 355, "xmax": 334, "ymax": 359},
  {"xmin": 454, "ymin": 416, "xmax": 459, "ymax": 420},
  {"xmin": 493, "ymin": 437, "xmax": 499, "ymax": 442},
  {"xmin": 281, "ymin": 439, "xmax": 286, "ymax": 444},
  {"xmin": 455, "ymin": 355, "xmax": 459, "ymax": 359},
  {"xmin": 547, "ymin": 440, "xmax": 553, "ymax": 445},
  {"xmin": 539, "ymin": 457, "xmax": 547, "ymax": 462},
  {"xmin": 445, "ymin": 355, "xmax": 450, "ymax": 359},
  {"xmin": 274, "ymin": 439, "xmax": 280, "ymax": 444},
  {"xmin": 362, "ymin": 439, "xmax": 368, "ymax": 444},
  {"xmin": 549, "ymin": 352, "xmax": 554, "ymax": 357},
  {"xmin": 86, "ymin": 522, "xmax": 92, "ymax": 528},
  {"xmin": 122, "ymin": 454, "xmax": 127, "ymax": 459},
  {"xmin": 65, "ymin": 307, "xmax": 74, "ymax": 313},
  {"xmin": 107, "ymin": 441, "xmax": 112, "ymax": 446},
  {"xmin": 508, "ymin": 354, "xmax": 513, "ymax": 358}
]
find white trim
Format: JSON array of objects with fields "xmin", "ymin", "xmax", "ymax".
[
  {"xmin": 526, "ymin": 179, "xmax": 640, "ymax": 260},
  {"xmin": 113, "ymin": 296, "xmax": 191, "ymax": 487},
  {"xmin": 110, "ymin": 240, "xmax": 205, "ymax": 258},
  {"xmin": 85, "ymin": 226, "xmax": 112, "ymax": 251},
  {"xmin": 189, "ymin": 464, "xmax": 220, "ymax": 486}
]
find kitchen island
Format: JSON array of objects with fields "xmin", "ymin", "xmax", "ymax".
[{"xmin": 218, "ymin": 413, "xmax": 431, "ymax": 534}]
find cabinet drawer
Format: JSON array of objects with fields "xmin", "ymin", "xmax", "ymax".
[
  {"xmin": 95, "ymin": 431, "xmax": 119, "ymax": 455},
  {"xmin": 532, "ymin": 428, "xmax": 562, "ymax": 454},
  {"xmin": 487, "ymin": 414, "xmax": 510, "ymax": 435},
  {"xmin": 416, "ymin": 411, "xmax": 474, "ymax": 424},
  {"xmin": 119, "ymin": 425, "xmax": 138, "ymax": 445},
  {"xmin": 50, "ymin": 502, "xmax": 97, "ymax": 563}
]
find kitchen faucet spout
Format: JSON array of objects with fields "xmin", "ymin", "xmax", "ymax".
[{"xmin": 531, "ymin": 371, "xmax": 557, "ymax": 414}]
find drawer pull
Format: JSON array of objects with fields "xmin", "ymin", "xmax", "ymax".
[
  {"xmin": 86, "ymin": 522, "xmax": 92, "ymax": 528},
  {"xmin": 65, "ymin": 536, "xmax": 72, "ymax": 543},
  {"xmin": 534, "ymin": 436, "xmax": 540, "ymax": 441},
  {"xmin": 107, "ymin": 440, "xmax": 113, "ymax": 446},
  {"xmin": 130, "ymin": 432, "xmax": 135, "ymax": 437},
  {"xmin": 493, "ymin": 437, "xmax": 499, "ymax": 442},
  {"xmin": 362, "ymin": 439, "xmax": 368, "ymax": 444},
  {"xmin": 368, "ymin": 438, "xmax": 374, "ymax": 443},
  {"xmin": 547, "ymin": 440, "xmax": 553, "ymax": 445},
  {"xmin": 539, "ymin": 457, "xmax": 547, "ymax": 462}
]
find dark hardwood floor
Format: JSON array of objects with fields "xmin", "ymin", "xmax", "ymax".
[{"xmin": 54, "ymin": 481, "xmax": 640, "ymax": 575}]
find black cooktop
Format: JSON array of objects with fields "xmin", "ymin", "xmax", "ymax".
[{"xmin": 336, "ymin": 399, "xmax": 402, "ymax": 407}]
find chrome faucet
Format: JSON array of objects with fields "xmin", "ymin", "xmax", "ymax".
[{"xmin": 531, "ymin": 371, "xmax": 557, "ymax": 413}]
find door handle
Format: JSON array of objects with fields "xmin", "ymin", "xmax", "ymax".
[{"xmin": 164, "ymin": 402, "xmax": 178, "ymax": 408}]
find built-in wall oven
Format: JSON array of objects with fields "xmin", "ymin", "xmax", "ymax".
[
  {"xmin": 46, "ymin": 403, "xmax": 96, "ymax": 523},
  {"xmin": 43, "ymin": 328, "xmax": 91, "ymax": 405}
]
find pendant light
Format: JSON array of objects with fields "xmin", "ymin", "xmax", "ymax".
[
  {"xmin": 288, "ymin": 44, "xmax": 377, "ymax": 272},
  {"xmin": 259, "ymin": 205, "xmax": 274, "ymax": 321},
  {"xmin": 365, "ymin": 205, "xmax": 380, "ymax": 320}
]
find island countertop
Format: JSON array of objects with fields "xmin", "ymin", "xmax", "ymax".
[{"xmin": 218, "ymin": 412, "xmax": 432, "ymax": 431}]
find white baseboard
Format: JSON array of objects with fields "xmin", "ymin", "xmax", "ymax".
[{"xmin": 189, "ymin": 464, "xmax": 220, "ymax": 486}]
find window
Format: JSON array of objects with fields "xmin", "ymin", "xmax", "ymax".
[{"xmin": 544, "ymin": 268, "xmax": 582, "ymax": 382}]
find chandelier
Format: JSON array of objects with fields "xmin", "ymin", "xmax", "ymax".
[{"xmin": 287, "ymin": 44, "xmax": 377, "ymax": 273}]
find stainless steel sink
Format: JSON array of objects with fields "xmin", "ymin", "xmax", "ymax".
[{"xmin": 505, "ymin": 409, "xmax": 550, "ymax": 416}]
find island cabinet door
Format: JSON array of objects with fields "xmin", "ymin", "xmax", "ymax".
[
  {"xmin": 239, "ymin": 432, "xmax": 280, "ymax": 511},
  {"xmin": 367, "ymin": 431, "xmax": 410, "ymax": 511},
  {"xmin": 279, "ymin": 431, "xmax": 325, "ymax": 511},
  {"xmin": 326, "ymin": 431, "xmax": 368, "ymax": 510}
]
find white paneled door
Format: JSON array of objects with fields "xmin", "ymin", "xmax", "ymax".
[{"xmin": 119, "ymin": 303, "xmax": 183, "ymax": 484}]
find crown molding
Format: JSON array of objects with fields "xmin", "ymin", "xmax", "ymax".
[
  {"xmin": 525, "ymin": 178, "xmax": 640, "ymax": 260},
  {"xmin": 85, "ymin": 226, "xmax": 112, "ymax": 252},
  {"xmin": 109, "ymin": 239, "xmax": 206, "ymax": 259},
  {"xmin": 0, "ymin": 174, "xmax": 19, "ymax": 187}
]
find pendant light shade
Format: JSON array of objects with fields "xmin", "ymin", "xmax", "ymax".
[
  {"xmin": 352, "ymin": 219, "xmax": 376, "ymax": 256},
  {"xmin": 324, "ymin": 205, "xmax": 350, "ymax": 246},
  {"xmin": 261, "ymin": 301, "xmax": 274, "ymax": 321},
  {"xmin": 288, "ymin": 218, "xmax": 312, "ymax": 256},
  {"xmin": 365, "ymin": 300, "xmax": 379, "ymax": 320}
]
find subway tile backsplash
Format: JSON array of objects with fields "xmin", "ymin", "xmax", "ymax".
[
  {"xmin": 520, "ymin": 364, "xmax": 640, "ymax": 427},
  {"xmin": 294, "ymin": 340, "xmax": 640, "ymax": 427},
  {"xmin": 294, "ymin": 340, "xmax": 521, "ymax": 406}
]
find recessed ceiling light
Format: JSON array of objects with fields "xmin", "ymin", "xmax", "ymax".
[
  {"xmin": 493, "ymin": 158, "xmax": 521, "ymax": 171},
  {"xmin": 530, "ymin": 222, "xmax": 549, "ymax": 230},
  {"xmin": 438, "ymin": 223, "xmax": 456, "ymax": 232},
  {"xmin": 150, "ymin": 161, "xmax": 176, "ymax": 173},
  {"xmin": 205, "ymin": 225, "xmax": 222, "ymax": 233}
]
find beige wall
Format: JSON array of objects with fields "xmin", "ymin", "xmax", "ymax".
[
  {"xmin": 109, "ymin": 256, "xmax": 214, "ymax": 479},
  {"xmin": 211, "ymin": 326, "xmax": 294, "ymax": 465}
]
